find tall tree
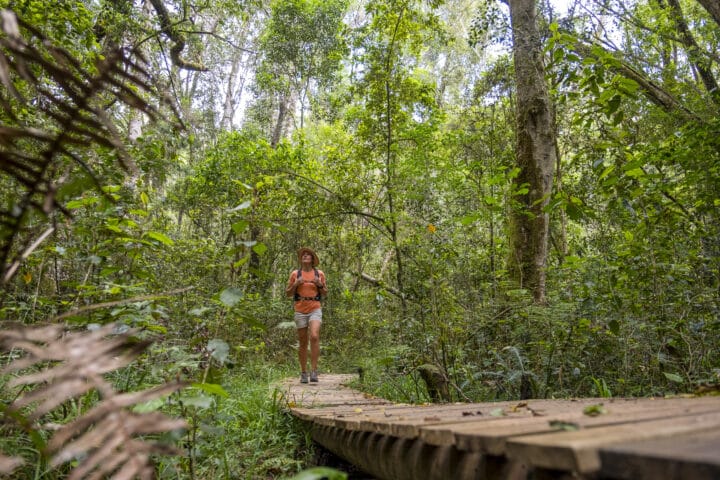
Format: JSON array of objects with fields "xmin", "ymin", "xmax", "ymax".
[
  {"xmin": 256, "ymin": 0, "xmax": 348, "ymax": 146},
  {"xmin": 697, "ymin": 0, "xmax": 720, "ymax": 27},
  {"xmin": 506, "ymin": 0, "xmax": 557, "ymax": 304}
]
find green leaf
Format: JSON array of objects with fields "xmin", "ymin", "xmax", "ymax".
[
  {"xmin": 232, "ymin": 220, "xmax": 249, "ymax": 234},
  {"xmin": 133, "ymin": 398, "xmax": 165, "ymax": 413},
  {"xmin": 583, "ymin": 404, "xmax": 607, "ymax": 417},
  {"xmin": 233, "ymin": 256, "xmax": 250, "ymax": 268},
  {"xmin": 664, "ymin": 372, "xmax": 684, "ymax": 383},
  {"xmin": 181, "ymin": 395, "xmax": 214, "ymax": 408},
  {"xmin": 460, "ymin": 213, "xmax": 481, "ymax": 225},
  {"xmin": 207, "ymin": 339, "xmax": 230, "ymax": 364},
  {"xmin": 192, "ymin": 382, "xmax": 229, "ymax": 398},
  {"xmin": 605, "ymin": 95, "xmax": 622, "ymax": 116},
  {"xmin": 607, "ymin": 319, "xmax": 620, "ymax": 335},
  {"xmin": 220, "ymin": 288, "xmax": 243, "ymax": 307},
  {"xmin": 252, "ymin": 242, "xmax": 267, "ymax": 255},
  {"xmin": 598, "ymin": 165, "xmax": 615, "ymax": 181},
  {"xmin": 145, "ymin": 231, "xmax": 174, "ymax": 246},
  {"xmin": 288, "ymin": 467, "xmax": 347, "ymax": 480},
  {"xmin": 625, "ymin": 168, "xmax": 645, "ymax": 178},
  {"xmin": 66, "ymin": 196, "xmax": 99, "ymax": 209},
  {"xmin": 549, "ymin": 420, "xmax": 580, "ymax": 431}
]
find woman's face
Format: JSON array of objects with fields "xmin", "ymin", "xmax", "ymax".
[{"xmin": 302, "ymin": 253, "xmax": 313, "ymax": 263}]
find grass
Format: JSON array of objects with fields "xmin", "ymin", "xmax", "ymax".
[{"xmin": 158, "ymin": 360, "xmax": 317, "ymax": 479}]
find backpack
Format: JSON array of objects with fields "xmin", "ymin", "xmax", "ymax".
[{"xmin": 293, "ymin": 268, "xmax": 322, "ymax": 302}]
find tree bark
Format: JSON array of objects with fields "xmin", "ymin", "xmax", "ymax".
[
  {"xmin": 221, "ymin": 53, "xmax": 242, "ymax": 130},
  {"xmin": 696, "ymin": 0, "xmax": 720, "ymax": 29},
  {"xmin": 665, "ymin": 0, "xmax": 720, "ymax": 105},
  {"xmin": 507, "ymin": 0, "xmax": 556, "ymax": 304},
  {"xmin": 270, "ymin": 93, "xmax": 289, "ymax": 148}
]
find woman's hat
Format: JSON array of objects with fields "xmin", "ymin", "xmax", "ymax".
[{"xmin": 297, "ymin": 247, "xmax": 319, "ymax": 266}]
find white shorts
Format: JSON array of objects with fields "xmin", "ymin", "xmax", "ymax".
[{"xmin": 294, "ymin": 308, "xmax": 322, "ymax": 329}]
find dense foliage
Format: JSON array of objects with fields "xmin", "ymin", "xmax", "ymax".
[{"xmin": 1, "ymin": 0, "xmax": 718, "ymax": 478}]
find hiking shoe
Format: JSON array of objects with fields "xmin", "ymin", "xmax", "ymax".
[
  {"xmin": 310, "ymin": 370, "xmax": 318, "ymax": 382},
  {"xmin": 300, "ymin": 372, "xmax": 309, "ymax": 384}
]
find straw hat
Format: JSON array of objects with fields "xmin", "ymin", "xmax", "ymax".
[{"xmin": 297, "ymin": 247, "xmax": 319, "ymax": 266}]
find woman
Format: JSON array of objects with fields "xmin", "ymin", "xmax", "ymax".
[{"xmin": 285, "ymin": 247, "xmax": 327, "ymax": 383}]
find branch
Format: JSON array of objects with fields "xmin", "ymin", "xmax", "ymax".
[
  {"xmin": 358, "ymin": 272, "xmax": 402, "ymax": 298},
  {"xmin": 269, "ymin": 168, "xmax": 394, "ymax": 237},
  {"xmin": 1, "ymin": 227, "xmax": 54, "ymax": 285},
  {"xmin": 566, "ymin": 35, "xmax": 702, "ymax": 120},
  {"xmin": 180, "ymin": 30, "xmax": 256, "ymax": 55},
  {"xmin": 50, "ymin": 287, "xmax": 195, "ymax": 322},
  {"xmin": 148, "ymin": 0, "xmax": 207, "ymax": 72}
]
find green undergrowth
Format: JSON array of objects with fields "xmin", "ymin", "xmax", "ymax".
[{"xmin": 158, "ymin": 360, "xmax": 319, "ymax": 479}]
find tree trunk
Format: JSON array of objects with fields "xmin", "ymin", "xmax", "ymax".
[
  {"xmin": 221, "ymin": 53, "xmax": 242, "ymax": 130},
  {"xmin": 507, "ymin": 0, "xmax": 557, "ymax": 304},
  {"xmin": 270, "ymin": 93, "xmax": 289, "ymax": 148},
  {"xmin": 696, "ymin": 0, "xmax": 720, "ymax": 29},
  {"xmin": 665, "ymin": 0, "xmax": 720, "ymax": 105}
]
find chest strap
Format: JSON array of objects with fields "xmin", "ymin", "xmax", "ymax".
[{"xmin": 294, "ymin": 268, "xmax": 322, "ymax": 302}]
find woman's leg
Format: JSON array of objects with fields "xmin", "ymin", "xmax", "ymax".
[
  {"xmin": 308, "ymin": 320, "xmax": 321, "ymax": 373},
  {"xmin": 297, "ymin": 326, "xmax": 309, "ymax": 372}
]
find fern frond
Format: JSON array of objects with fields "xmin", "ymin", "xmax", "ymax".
[
  {"xmin": 0, "ymin": 453, "xmax": 24, "ymax": 475},
  {"xmin": 1, "ymin": 322, "xmax": 187, "ymax": 479},
  {"xmin": 0, "ymin": 9, "xmax": 159, "ymax": 285}
]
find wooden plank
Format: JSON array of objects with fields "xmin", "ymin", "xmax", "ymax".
[
  {"xmin": 304, "ymin": 399, "xmax": 567, "ymax": 430},
  {"xmin": 358, "ymin": 403, "xmax": 501, "ymax": 437},
  {"xmin": 420, "ymin": 398, "xmax": 648, "ymax": 446},
  {"xmin": 298, "ymin": 398, "xmax": 542, "ymax": 432},
  {"xmin": 292, "ymin": 403, "xmax": 401, "ymax": 422},
  {"xmin": 424, "ymin": 396, "xmax": 720, "ymax": 455},
  {"xmin": 506, "ymin": 410, "xmax": 720, "ymax": 474},
  {"xmin": 306, "ymin": 402, "xmax": 487, "ymax": 432},
  {"xmin": 386, "ymin": 398, "xmax": 613, "ymax": 440},
  {"xmin": 599, "ymin": 428, "xmax": 720, "ymax": 480},
  {"xmin": 277, "ymin": 373, "xmax": 390, "ymax": 408},
  {"xmin": 311, "ymin": 404, "xmax": 429, "ymax": 428}
]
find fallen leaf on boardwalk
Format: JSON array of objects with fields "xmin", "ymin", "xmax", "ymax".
[
  {"xmin": 510, "ymin": 402, "xmax": 528, "ymax": 412},
  {"xmin": 583, "ymin": 404, "xmax": 607, "ymax": 416},
  {"xmin": 489, "ymin": 408, "xmax": 505, "ymax": 417},
  {"xmin": 354, "ymin": 408, "xmax": 363, "ymax": 413},
  {"xmin": 550, "ymin": 420, "xmax": 580, "ymax": 431},
  {"xmin": 529, "ymin": 408, "xmax": 546, "ymax": 417},
  {"xmin": 462, "ymin": 411, "xmax": 482, "ymax": 416}
]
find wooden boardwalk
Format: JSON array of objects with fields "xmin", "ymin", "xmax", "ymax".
[{"xmin": 278, "ymin": 374, "xmax": 720, "ymax": 480}]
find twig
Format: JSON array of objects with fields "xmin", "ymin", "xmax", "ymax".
[
  {"xmin": 1, "ymin": 227, "xmax": 55, "ymax": 285},
  {"xmin": 50, "ymin": 287, "xmax": 195, "ymax": 322}
]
